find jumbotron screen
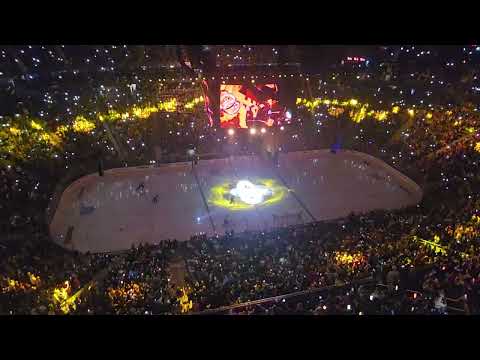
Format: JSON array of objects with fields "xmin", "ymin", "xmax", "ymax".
[{"xmin": 220, "ymin": 84, "xmax": 288, "ymax": 128}]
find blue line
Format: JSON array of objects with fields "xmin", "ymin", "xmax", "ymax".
[
  {"xmin": 192, "ymin": 166, "xmax": 216, "ymax": 234},
  {"xmin": 273, "ymin": 166, "xmax": 317, "ymax": 222}
]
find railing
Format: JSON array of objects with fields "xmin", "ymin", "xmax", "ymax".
[
  {"xmin": 192, "ymin": 276, "xmax": 468, "ymax": 315},
  {"xmin": 193, "ymin": 277, "xmax": 374, "ymax": 315},
  {"xmin": 375, "ymin": 283, "xmax": 467, "ymax": 314},
  {"xmin": 190, "ymin": 264, "xmax": 439, "ymax": 315}
]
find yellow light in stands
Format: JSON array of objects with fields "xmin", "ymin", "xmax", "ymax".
[
  {"xmin": 475, "ymin": 142, "xmax": 480, "ymax": 153},
  {"xmin": 9, "ymin": 127, "xmax": 21, "ymax": 136},
  {"xmin": 30, "ymin": 120, "xmax": 43, "ymax": 130},
  {"xmin": 73, "ymin": 116, "xmax": 96, "ymax": 133}
]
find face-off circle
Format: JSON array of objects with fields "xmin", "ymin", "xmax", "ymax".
[
  {"xmin": 209, "ymin": 178, "xmax": 286, "ymax": 210},
  {"xmin": 229, "ymin": 180, "xmax": 273, "ymax": 205}
]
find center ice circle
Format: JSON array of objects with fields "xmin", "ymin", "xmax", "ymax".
[
  {"xmin": 209, "ymin": 178, "xmax": 286, "ymax": 210},
  {"xmin": 229, "ymin": 180, "xmax": 273, "ymax": 205}
]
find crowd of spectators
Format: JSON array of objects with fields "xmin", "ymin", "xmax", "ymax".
[
  {"xmin": 2, "ymin": 46, "xmax": 480, "ymax": 315},
  {"xmin": 72, "ymin": 240, "xmax": 180, "ymax": 315}
]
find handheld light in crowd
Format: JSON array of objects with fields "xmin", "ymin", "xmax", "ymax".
[
  {"xmin": 395, "ymin": 285, "xmax": 398, "ymax": 291},
  {"xmin": 347, "ymin": 304, "xmax": 351, "ymax": 310},
  {"xmin": 359, "ymin": 312, "xmax": 363, "ymax": 315},
  {"xmin": 280, "ymin": 126, "xmax": 285, "ymax": 131},
  {"xmin": 285, "ymin": 110, "xmax": 292, "ymax": 120},
  {"xmin": 413, "ymin": 292, "xmax": 417, "ymax": 299},
  {"xmin": 369, "ymin": 295, "xmax": 374, "ymax": 301},
  {"xmin": 322, "ymin": 305, "xmax": 327, "ymax": 310}
]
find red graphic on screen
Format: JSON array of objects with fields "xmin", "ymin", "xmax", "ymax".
[
  {"xmin": 220, "ymin": 84, "xmax": 286, "ymax": 128},
  {"xmin": 201, "ymin": 79, "xmax": 214, "ymax": 127}
]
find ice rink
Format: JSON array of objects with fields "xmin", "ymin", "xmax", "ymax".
[{"xmin": 49, "ymin": 150, "xmax": 422, "ymax": 253}]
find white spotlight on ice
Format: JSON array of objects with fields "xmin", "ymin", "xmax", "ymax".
[
  {"xmin": 229, "ymin": 180, "xmax": 272, "ymax": 205},
  {"xmin": 280, "ymin": 126, "xmax": 285, "ymax": 131},
  {"xmin": 250, "ymin": 128, "xmax": 257, "ymax": 135},
  {"xmin": 227, "ymin": 128, "xmax": 235, "ymax": 136},
  {"xmin": 260, "ymin": 128, "xmax": 266, "ymax": 134}
]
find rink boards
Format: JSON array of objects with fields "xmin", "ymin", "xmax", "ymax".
[{"xmin": 49, "ymin": 150, "xmax": 422, "ymax": 253}]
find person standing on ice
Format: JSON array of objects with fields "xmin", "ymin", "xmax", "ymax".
[{"xmin": 152, "ymin": 195, "xmax": 159, "ymax": 203}]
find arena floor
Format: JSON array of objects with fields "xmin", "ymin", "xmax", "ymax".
[{"xmin": 49, "ymin": 149, "xmax": 423, "ymax": 253}]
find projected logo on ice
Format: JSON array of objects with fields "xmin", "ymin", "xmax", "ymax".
[
  {"xmin": 209, "ymin": 179, "xmax": 287, "ymax": 210},
  {"xmin": 230, "ymin": 180, "xmax": 272, "ymax": 205}
]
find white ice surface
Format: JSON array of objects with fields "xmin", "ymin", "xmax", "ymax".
[
  {"xmin": 276, "ymin": 150, "xmax": 422, "ymax": 221},
  {"xmin": 50, "ymin": 150, "xmax": 422, "ymax": 253}
]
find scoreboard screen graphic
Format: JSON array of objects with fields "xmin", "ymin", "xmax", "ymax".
[{"xmin": 219, "ymin": 84, "xmax": 287, "ymax": 128}]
